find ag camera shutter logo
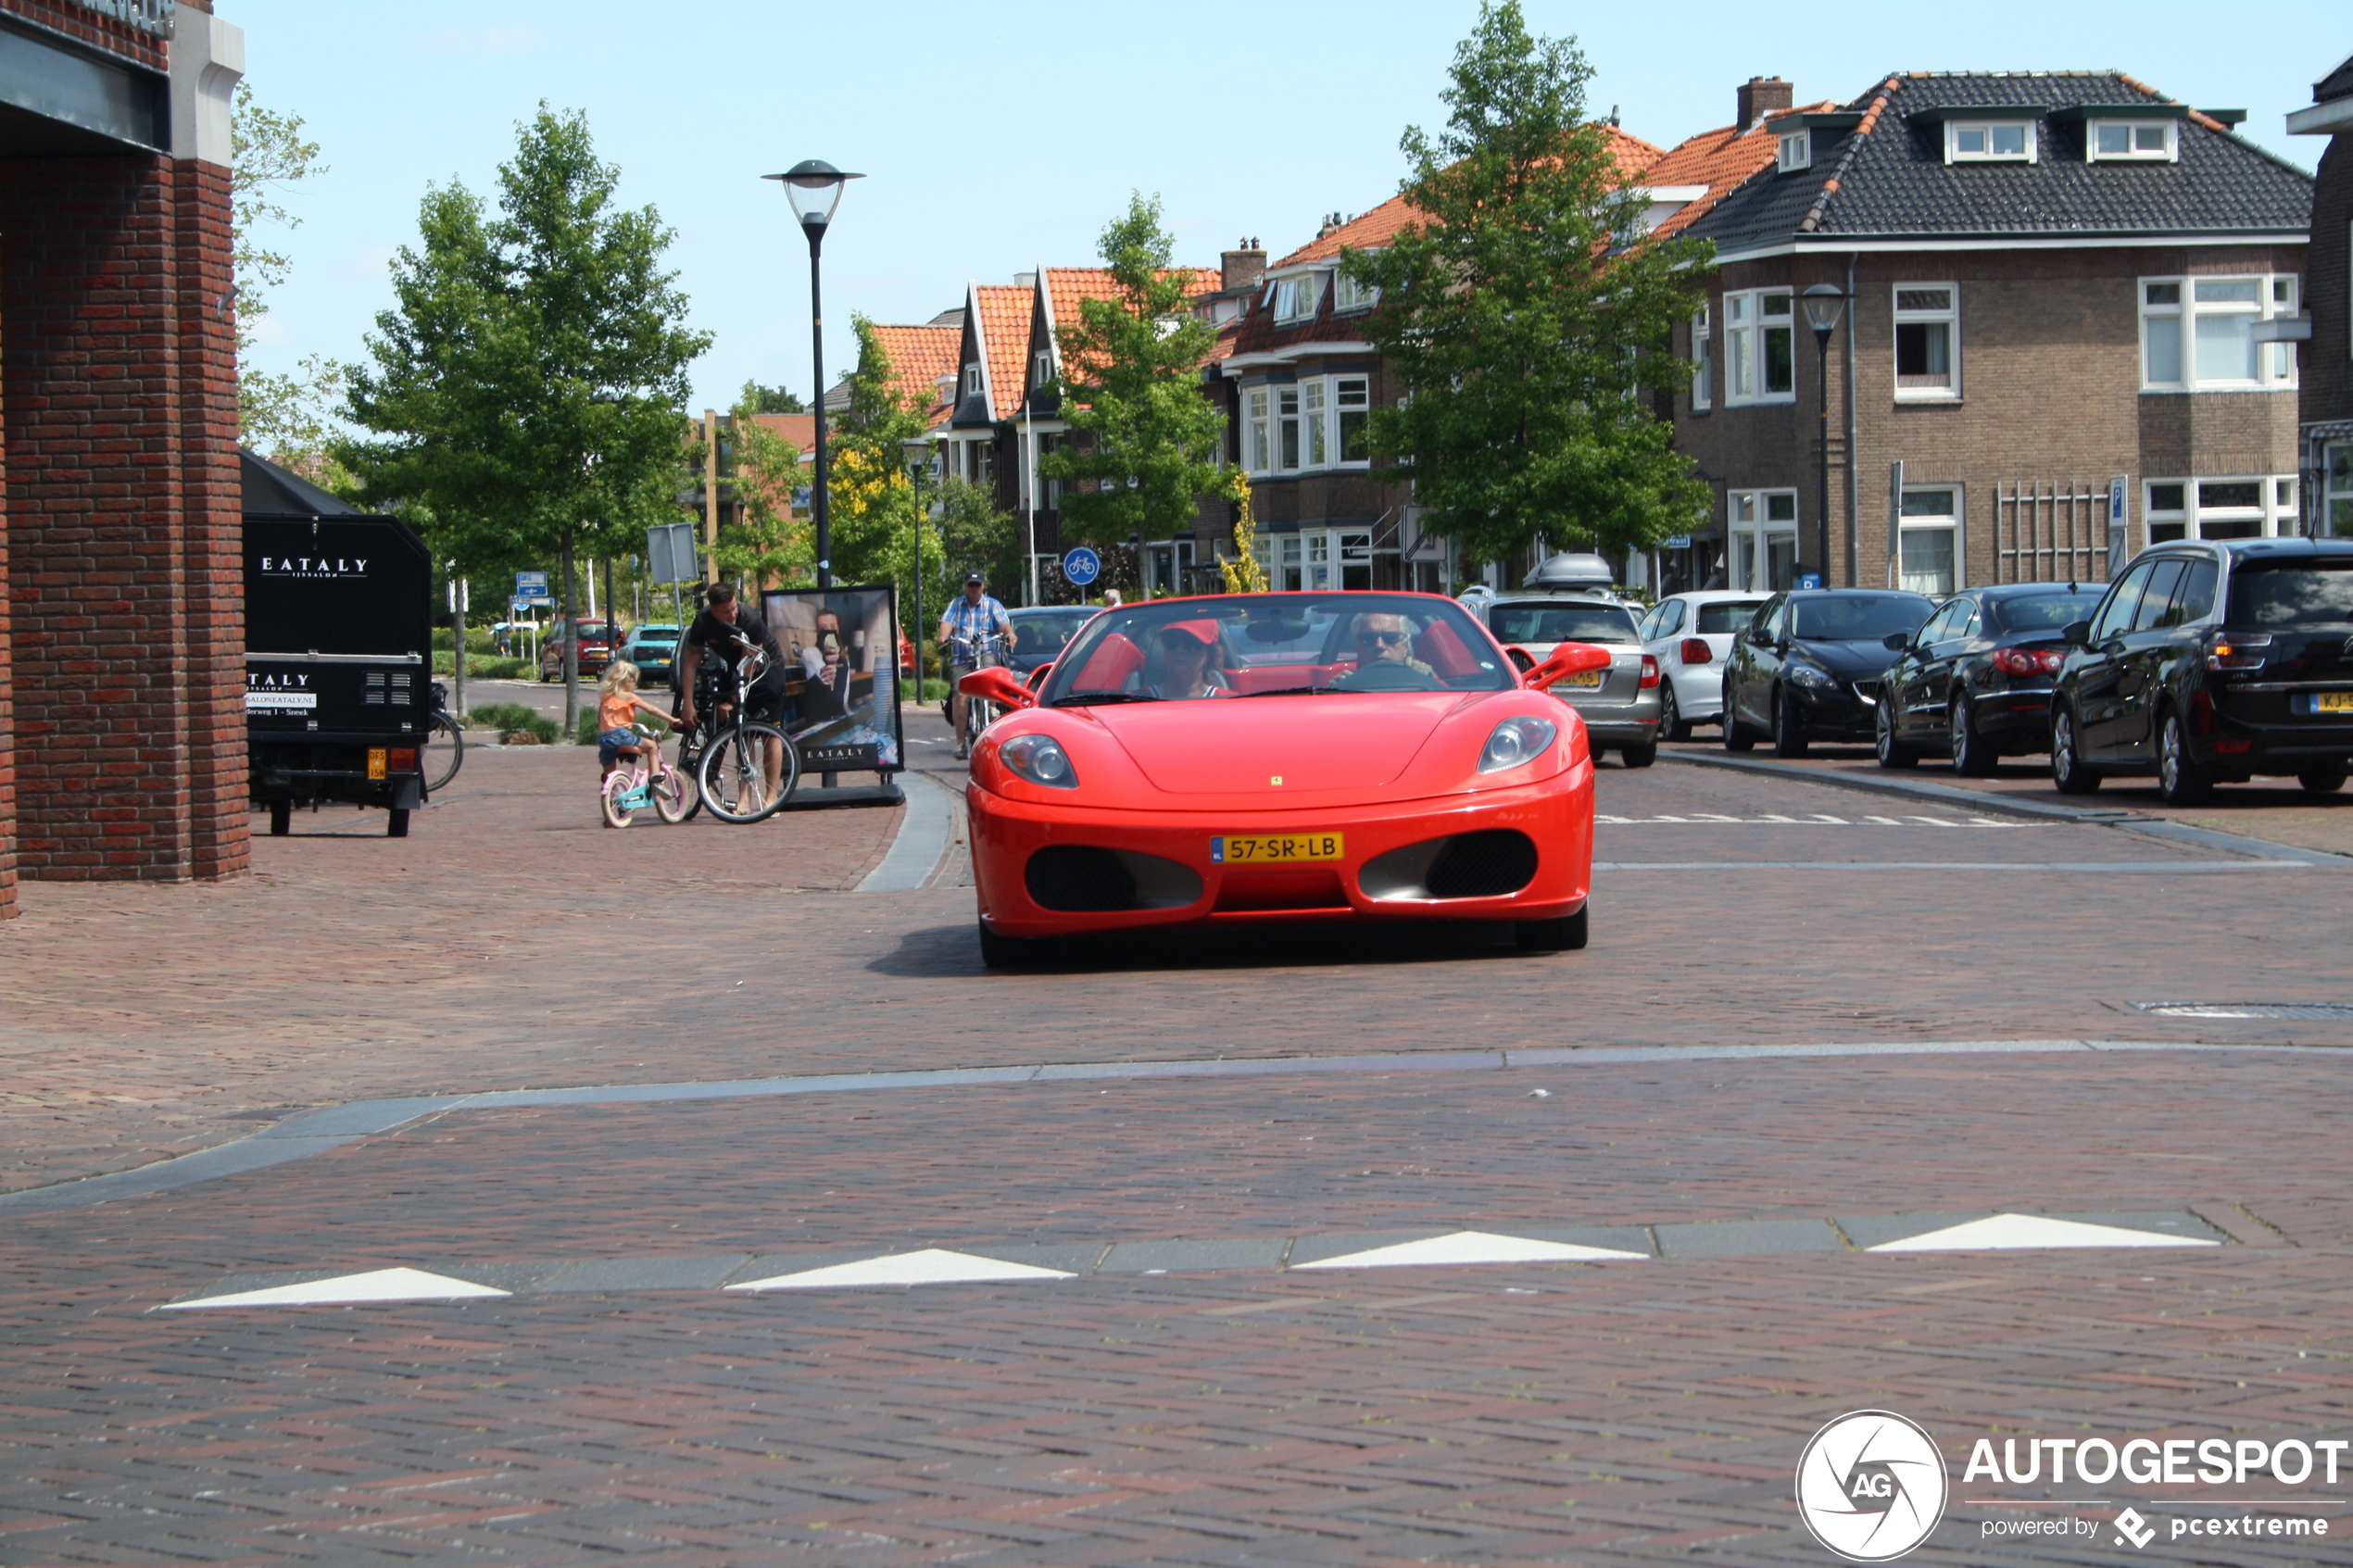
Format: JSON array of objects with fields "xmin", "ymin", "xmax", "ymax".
[{"xmin": 1796, "ymin": 1411, "xmax": 1948, "ymax": 1561}]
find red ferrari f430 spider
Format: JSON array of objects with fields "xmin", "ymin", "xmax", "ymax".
[{"xmin": 957, "ymin": 592, "xmax": 1609, "ymax": 967}]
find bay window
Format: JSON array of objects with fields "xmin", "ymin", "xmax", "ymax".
[
  {"xmin": 2144, "ymin": 476, "xmax": 2297, "ymax": 542},
  {"xmin": 1241, "ymin": 375, "xmax": 1377, "ymax": 474},
  {"xmin": 1244, "ymin": 387, "xmax": 1270, "ymax": 473},
  {"xmin": 2140, "ymin": 274, "xmax": 2299, "ymax": 392},
  {"xmin": 1335, "ymin": 376, "xmax": 1370, "ymax": 462}
]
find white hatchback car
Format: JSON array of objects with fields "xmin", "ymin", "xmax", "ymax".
[{"xmin": 1637, "ymin": 591, "xmax": 1772, "ymax": 740}]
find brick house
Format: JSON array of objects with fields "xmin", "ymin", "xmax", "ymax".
[
  {"xmin": 1668, "ymin": 70, "xmax": 2312, "ymax": 598},
  {"xmin": 0, "ymin": 0, "xmax": 246, "ymax": 919},
  {"xmin": 2289, "ymin": 56, "xmax": 2352, "ymax": 534}
]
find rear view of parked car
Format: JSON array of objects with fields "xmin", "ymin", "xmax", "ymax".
[
  {"xmin": 1722, "ymin": 590, "xmax": 1935, "ymax": 756},
  {"xmin": 2049, "ymin": 539, "xmax": 2353, "ymax": 804},
  {"xmin": 1485, "ymin": 597, "xmax": 1662, "ymax": 766},
  {"xmin": 619, "ymin": 623, "xmax": 681, "ymax": 689},
  {"xmin": 1876, "ymin": 583, "xmax": 2105, "ymax": 772},
  {"xmin": 1638, "ymin": 592, "xmax": 1769, "ymax": 739},
  {"xmin": 539, "ymin": 619, "xmax": 613, "ymax": 683}
]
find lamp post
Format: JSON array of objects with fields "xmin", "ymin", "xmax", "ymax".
[
  {"xmin": 901, "ymin": 434, "xmax": 935, "ymax": 701},
  {"xmin": 765, "ymin": 159, "xmax": 863, "ymax": 590},
  {"xmin": 1801, "ymin": 283, "xmax": 1846, "ymax": 586}
]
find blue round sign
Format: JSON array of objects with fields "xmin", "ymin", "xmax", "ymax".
[{"xmin": 1062, "ymin": 546, "xmax": 1101, "ymax": 586}]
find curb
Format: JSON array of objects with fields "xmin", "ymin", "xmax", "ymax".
[{"xmin": 1660, "ymin": 749, "xmax": 2348, "ymax": 866}]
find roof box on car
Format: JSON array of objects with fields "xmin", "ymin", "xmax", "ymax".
[{"xmin": 1522, "ymin": 553, "xmax": 1617, "ymax": 592}]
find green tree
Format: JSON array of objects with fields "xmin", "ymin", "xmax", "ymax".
[
  {"xmin": 230, "ymin": 83, "xmax": 348, "ymax": 463},
  {"xmin": 340, "ymin": 105, "xmax": 711, "ymax": 729},
  {"xmin": 1346, "ymin": 1, "xmax": 1712, "ymax": 571},
  {"xmin": 933, "ymin": 478, "xmax": 1021, "ymax": 612},
  {"xmin": 825, "ymin": 317, "xmax": 933, "ymax": 595},
  {"xmin": 738, "ymin": 380, "xmax": 808, "ymax": 414},
  {"xmin": 1038, "ymin": 194, "xmax": 1227, "ymax": 574},
  {"xmin": 714, "ymin": 395, "xmax": 812, "ymax": 588}
]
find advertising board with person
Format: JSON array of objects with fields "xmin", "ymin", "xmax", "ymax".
[{"xmin": 760, "ymin": 585, "xmax": 904, "ymax": 772}]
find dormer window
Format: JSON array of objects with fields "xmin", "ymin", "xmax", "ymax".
[
  {"xmin": 2089, "ymin": 119, "xmax": 2175, "ymax": 161},
  {"xmin": 1031, "ymin": 349, "xmax": 1053, "ymax": 388},
  {"xmin": 1945, "ymin": 121, "xmax": 2035, "ymax": 163},
  {"xmin": 962, "ymin": 363, "xmax": 983, "ymax": 397},
  {"xmin": 1267, "ymin": 272, "xmax": 1324, "ymax": 324},
  {"xmin": 1777, "ymin": 131, "xmax": 1811, "ymax": 173},
  {"xmin": 1331, "ymin": 270, "xmax": 1379, "ymax": 313}
]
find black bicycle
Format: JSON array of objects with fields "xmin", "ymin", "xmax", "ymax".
[
  {"xmin": 421, "ymin": 681, "xmax": 464, "ymax": 794},
  {"xmin": 679, "ymin": 641, "xmax": 799, "ymax": 824}
]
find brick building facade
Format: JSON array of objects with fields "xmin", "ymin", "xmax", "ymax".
[
  {"xmin": 1667, "ymin": 71, "xmax": 2311, "ymax": 598},
  {"xmin": 0, "ymin": 0, "xmax": 245, "ymax": 918},
  {"xmin": 2289, "ymin": 56, "xmax": 2353, "ymax": 533}
]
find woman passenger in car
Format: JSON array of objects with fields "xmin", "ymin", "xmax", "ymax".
[{"xmin": 1146, "ymin": 621, "xmax": 1231, "ymax": 699}]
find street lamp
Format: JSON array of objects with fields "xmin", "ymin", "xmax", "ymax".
[
  {"xmin": 765, "ymin": 159, "xmax": 863, "ymax": 590},
  {"xmin": 1801, "ymin": 283, "xmax": 1846, "ymax": 586},
  {"xmin": 900, "ymin": 434, "xmax": 936, "ymax": 700}
]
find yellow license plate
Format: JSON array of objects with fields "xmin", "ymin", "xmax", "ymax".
[
  {"xmin": 367, "ymin": 748, "xmax": 387, "ymax": 780},
  {"xmin": 1213, "ymin": 833, "xmax": 1343, "ymax": 864},
  {"xmin": 2319, "ymin": 693, "xmax": 2353, "ymax": 713}
]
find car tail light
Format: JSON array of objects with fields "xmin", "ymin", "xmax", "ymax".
[
  {"xmin": 1639, "ymin": 654, "xmax": 1661, "ymax": 689},
  {"xmin": 1680, "ymin": 637, "xmax": 1711, "ymax": 666},
  {"xmin": 389, "ymin": 748, "xmax": 418, "ymax": 771},
  {"xmin": 1993, "ymin": 646, "xmax": 2065, "ymax": 677},
  {"xmin": 2207, "ymin": 632, "xmax": 2271, "ymax": 671}
]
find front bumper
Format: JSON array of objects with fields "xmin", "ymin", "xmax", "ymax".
[
  {"xmin": 969, "ymin": 769, "xmax": 1594, "ymax": 939},
  {"xmin": 1787, "ymin": 681, "xmax": 1879, "ymax": 741}
]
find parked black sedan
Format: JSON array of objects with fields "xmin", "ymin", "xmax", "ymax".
[
  {"xmin": 2049, "ymin": 538, "xmax": 2353, "ymax": 804},
  {"xmin": 1722, "ymin": 589, "xmax": 1935, "ymax": 756},
  {"xmin": 1875, "ymin": 583, "xmax": 2106, "ymax": 773}
]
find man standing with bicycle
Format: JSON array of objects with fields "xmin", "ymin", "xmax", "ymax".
[
  {"xmin": 677, "ymin": 584, "xmax": 790, "ymax": 805},
  {"xmin": 938, "ymin": 571, "xmax": 1013, "ymax": 760}
]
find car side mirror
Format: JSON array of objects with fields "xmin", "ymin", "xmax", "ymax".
[
  {"xmin": 958, "ymin": 666, "xmax": 1035, "ymax": 710},
  {"xmin": 1882, "ymin": 632, "xmax": 1910, "ymax": 652},
  {"xmin": 1746, "ymin": 626, "xmax": 1772, "ymax": 647},
  {"xmin": 1522, "ymin": 641, "xmax": 1612, "ymax": 691},
  {"xmin": 2061, "ymin": 621, "xmax": 2092, "ymax": 645},
  {"xmin": 1024, "ymin": 661, "xmax": 1053, "ymax": 691}
]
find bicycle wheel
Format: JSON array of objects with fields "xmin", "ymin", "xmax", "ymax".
[
  {"xmin": 651, "ymin": 758, "xmax": 694, "ymax": 823},
  {"xmin": 600, "ymin": 771, "xmax": 636, "ymax": 828},
  {"xmin": 422, "ymin": 711, "xmax": 465, "ymax": 793},
  {"xmin": 698, "ymin": 721, "xmax": 799, "ymax": 823}
]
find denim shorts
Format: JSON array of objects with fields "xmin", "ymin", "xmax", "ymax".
[{"xmin": 598, "ymin": 727, "xmax": 644, "ymax": 764}]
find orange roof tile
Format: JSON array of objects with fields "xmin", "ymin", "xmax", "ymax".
[
  {"xmin": 1272, "ymin": 124, "xmax": 1667, "ymax": 267},
  {"xmin": 971, "ymin": 283, "xmax": 1032, "ymax": 421},
  {"xmin": 749, "ymin": 412, "xmax": 817, "ymax": 455},
  {"xmin": 865, "ymin": 323, "xmax": 962, "ymax": 416},
  {"xmin": 1040, "ymin": 266, "xmax": 1221, "ymax": 326},
  {"xmin": 1642, "ymin": 101, "xmax": 1843, "ymax": 237}
]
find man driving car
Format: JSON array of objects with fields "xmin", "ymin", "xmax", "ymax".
[{"xmin": 1353, "ymin": 611, "xmax": 1433, "ymax": 676}]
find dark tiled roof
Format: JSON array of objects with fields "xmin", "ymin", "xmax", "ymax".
[
  {"xmin": 1684, "ymin": 71, "xmax": 2311, "ymax": 256},
  {"xmin": 2318, "ymin": 55, "xmax": 2353, "ymax": 106}
]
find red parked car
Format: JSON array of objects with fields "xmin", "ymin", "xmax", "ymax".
[{"xmin": 539, "ymin": 619, "xmax": 614, "ymax": 682}]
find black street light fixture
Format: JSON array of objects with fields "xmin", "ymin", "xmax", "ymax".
[
  {"xmin": 765, "ymin": 159, "xmax": 863, "ymax": 590},
  {"xmin": 1801, "ymin": 283, "xmax": 1846, "ymax": 586}
]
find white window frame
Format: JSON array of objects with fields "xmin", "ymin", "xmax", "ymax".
[
  {"xmin": 1722, "ymin": 289, "xmax": 1796, "ymax": 407},
  {"xmin": 1897, "ymin": 487, "xmax": 1964, "ymax": 596},
  {"xmin": 1331, "ymin": 270, "xmax": 1379, "ymax": 313},
  {"xmin": 1777, "ymin": 130, "xmax": 1811, "ymax": 173},
  {"xmin": 1944, "ymin": 120, "xmax": 2037, "ymax": 164},
  {"xmin": 1031, "ymin": 349, "xmax": 1053, "ymax": 389},
  {"xmin": 2087, "ymin": 119, "xmax": 2177, "ymax": 162},
  {"xmin": 1243, "ymin": 386, "xmax": 1271, "ymax": 474},
  {"xmin": 2139, "ymin": 274, "xmax": 2300, "ymax": 393},
  {"xmin": 1333, "ymin": 374, "xmax": 1372, "ymax": 467},
  {"xmin": 1891, "ymin": 283, "xmax": 1960, "ymax": 401},
  {"xmin": 2326, "ymin": 443, "xmax": 2353, "ymax": 538},
  {"xmin": 962, "ymin": 362, "xmax": 983, "ymax": 397},
  {"xmin": 1267, "ymin": 271, "xmax": 1325, "ymax": 325},
  {"xmin": 1242, "ymin": 375, "xmax": 1371, "ymax": 474},
  {"xmin": 1727, "ymin": 488, "xmax": 1801, "ymax": 591},
  {"xmin": 2144, "ymin": 475, "xmax": 2297, "ymax": 543},
  {"xmin": 1690, "ymin": 306, "xmax": 1712, "ymax": 411}
]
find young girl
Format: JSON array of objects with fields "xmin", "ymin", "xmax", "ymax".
[{"xmin": 596, "ymin": 661, "xmax": 678, "ymax": 784}]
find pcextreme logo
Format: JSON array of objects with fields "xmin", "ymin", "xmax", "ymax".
[{"xmin": 1795, "ymin": 1411, "xmax": 1949, "ymax": 1562}]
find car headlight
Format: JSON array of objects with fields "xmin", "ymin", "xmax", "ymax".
[
  {"xmin": 1478, "ymin": 715, "xmax": 1559, "ymax": 773},
  {"xmin": 999, "ymin": 733, "xmax": 1077, "ymax": 788},
  {"xmin": 1786, "ymin": 662, "xmax": 1838, "ymax": 690}
]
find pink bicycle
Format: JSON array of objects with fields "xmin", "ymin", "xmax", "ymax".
[{"xmin": 599, "ymin": 723, "xmax": 694, "ymax": 828}]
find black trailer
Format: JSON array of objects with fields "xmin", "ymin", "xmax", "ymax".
[{"xmin": 242, "ymin": 450, "xmax": 434, "ymax": 837}]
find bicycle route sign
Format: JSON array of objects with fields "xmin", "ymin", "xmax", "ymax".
[
  {"xmin": 514, "ymin": 570, "xmax": 551, "ymax": 604},
  {"xmin": 1062, "ymin": 546, "xmax": 1101, "ymax": 587}
]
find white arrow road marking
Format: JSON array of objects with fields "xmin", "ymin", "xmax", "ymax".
[
  {"xmin": 728, "ymin": 1249, "xmax": 1074, "ymax": 1291},
  {"xmin": 1869, "ymin": 1213, "xmax": 2219, "ymax": 1253},
  {"xmin": 161, "ymin": 1268, "xmax": 510, "ymax": 1310},
  {"xmin": 1294, "ymin": 1231, "xmax": 1647, "ymax": 1271}
]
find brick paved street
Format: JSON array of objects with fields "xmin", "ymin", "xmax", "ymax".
[{"xmin": 4, "ymin": 715, "xmax": 2350, "ymax": 1562}]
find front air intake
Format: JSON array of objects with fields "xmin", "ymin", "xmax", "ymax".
[
  {"xmin": 1025, "ymin": 847, "xmax": 1203, "ymax": 912},
  {"xmin": 1423, "ymin": 830, "xmax": 1539, "ymax": 898}
]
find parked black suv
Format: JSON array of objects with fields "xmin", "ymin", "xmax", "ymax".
[
  {"xmin": 1723, "ymin": 589, "xmax": 1935, "ymax": 756},
  {"xmin": 1876, "ymin": 582, "xmax": 2107, "ymax": 773},
  {"xmin": 2049, "ymin": 538, "xmax": 2353, "ymax": 804}
]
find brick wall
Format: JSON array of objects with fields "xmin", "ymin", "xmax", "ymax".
[
  {"xmin": 0, "ymin": 0, "xmax": 170, "ymax": 70},
  {"xmin": 0, "ymin": 151, "xmax": 246, "ymax": 895}
]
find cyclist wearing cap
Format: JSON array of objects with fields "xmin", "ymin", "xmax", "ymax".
[{"xmin": 938, "ymin": 571, "xmax": 1012, "ymax": 759}]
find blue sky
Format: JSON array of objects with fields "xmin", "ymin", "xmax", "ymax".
[{"xmin": 230, "ymin": 0, "xmax": 2344, "ymax": 416}]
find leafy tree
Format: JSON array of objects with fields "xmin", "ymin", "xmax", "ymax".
[
  {"xmin": 738, "ymin": 380, "xmax": 808, "ymax": 414},
  {"xmin": 714, "ymin": 391, "xmax": 812, "ymax": 588},
  {"xmin": 825, "ymin": 317, "xmax": 933, "ymax": 595},
  {"xmin": 933, "ymin": 478, "xmax": 1021, "ymax": 608},
  {"xmin": 1038, "ymin": 194, "xmax": 1227, "ymax": 569},
  {"xmin": 340, "ymin": 106, "xmax": 711, "ymax": 728},
  {"xmin": 1345, "ymin": 1, "xmax": 1712, "ymax": 571},
  {"xmin": 230, "ymin": 84, "xmax": 349, "ymax": 462}
]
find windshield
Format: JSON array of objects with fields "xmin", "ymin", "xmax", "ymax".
[
  {"xmin": 1010, "ymin": 609, "xmax": 1094, "ymax": 657},
  {"xmin": 1488, "ymin": 602, "xmax": 1641, "ymax": 645},
  {"xmin": 1790, "ymin": 595, "xmax": 1934, "ymax": 642},
  {"xmin": 1695, "ymin": 600, "xmax": 1768, "ymax": 635},
  {"xmin": 1038, "ymin": 594, "xmax": 1512, "ymax": 704},
  {"xmin": 1987, "ymin": 592, "xmax": 2101, "ymax": 633},
  {"xmin": 2229, "ymin": 561, "xmax": 2353, "ymax": 628}
]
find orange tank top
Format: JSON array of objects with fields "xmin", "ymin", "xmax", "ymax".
[{"xmin": 598, "ymin": 691, "xmax": 636, "ymax": 732}]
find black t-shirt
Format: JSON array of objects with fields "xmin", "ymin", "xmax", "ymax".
[{"xmin": 686, "ymin": 608, "xmax": 786, "ymax": 687}]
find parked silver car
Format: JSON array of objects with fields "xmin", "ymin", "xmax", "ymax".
[{"xmin": 1481, "ymin": 596, "xmax": 1663, "ymax": 767}]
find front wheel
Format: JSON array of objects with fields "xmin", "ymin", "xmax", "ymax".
[
  {"xmin": 422, "ymin": 712, "xmax": 465, "ymax": 793},
  {"xmin": 977, "ymin": 920, "xmax": 1058, "ymax": 969},
  {"xmin": 1658, "ymin": 682, "xmax": 1691, "ymax": 744},
  {"xmin": 1771, "ymin": 689, "xmax": 1809, "ymax": 758},
  {"xmin": 651, "ymin": 759, "xmax": 695, "ymax": 822},
  {"xmin": 2157, "ymin": 709, "xmax": 2211, "ymax": 806},
  {"xmin": 1516, "ymin": 905, "xmax": 1589, "ymax": 952},
  {"xmin": 698, "ymin": 721, "xmax": 799, "ymax": 823},
  {"xmin": 2050, "ymin": 707, "xmax": 2101, "ymax": 795}
]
